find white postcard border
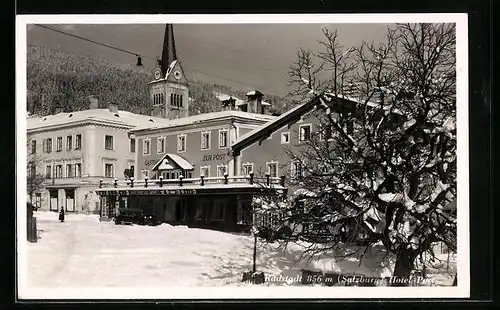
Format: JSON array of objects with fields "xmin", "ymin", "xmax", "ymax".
[{"xmin": 16, "ymin": 13, "xmax": 470, "ymax": 299}]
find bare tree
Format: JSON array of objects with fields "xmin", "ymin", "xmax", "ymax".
[
  {"xmin": 267, "ymin": 23, "xmax": 457, "ymax": 285},
  {"xmin": 26, "ymin": 141, "xmax": 47, "ymax": 206}
]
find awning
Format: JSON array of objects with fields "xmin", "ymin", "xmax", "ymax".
[{"xmin": 152, "ymin": 153, "xmax": 194, "ymax": 171}]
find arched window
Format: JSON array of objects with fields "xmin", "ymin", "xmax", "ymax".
[
  {"xmin": 179, "ymin": 95, "xmax": 183, "ymax": 107},
  {"xmin": 170, "ymin": 93, "xmax": 174, "ymax": 106},
  {"xmin": 173, "ymin": 94, "xmax": 178, "ymax": 107},
  {"xmin": 153, "ymin": 94, "xmax": 157, "ymax": 105}
]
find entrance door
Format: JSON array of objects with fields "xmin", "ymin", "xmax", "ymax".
[
  {"xmin": 164, "ymin": 199, "xmax": 177, "ymax": 222},
  {"xmin": 49, "ymin": 190, "xmax": 58, "ymax": 211},
  {"xmin": 175, "ymin": 198, "xmax": 186, "ymax": 222},
  {"xmin": 65, "ymin": 189, "xmax": 75, "ymax": 212}
]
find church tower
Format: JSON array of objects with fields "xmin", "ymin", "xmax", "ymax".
[{"xmin": 149, "ymin": 24, "xmax": 189, "ymax": 119}]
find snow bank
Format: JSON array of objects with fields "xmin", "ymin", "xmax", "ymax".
[{"xmin": 25, "ymin": 212, "xmax": 455, "ymax": 288}]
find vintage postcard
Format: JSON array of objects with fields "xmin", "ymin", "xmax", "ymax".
[{"xmin": 16, "ymin": 13, "xmax": 469, "ymax": 299}]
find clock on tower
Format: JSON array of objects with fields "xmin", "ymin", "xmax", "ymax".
[{"xmin": 154, "ymin": 68, "xmax": 162, "ymax": 80}]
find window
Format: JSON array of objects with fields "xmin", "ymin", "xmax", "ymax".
[
  {"xmin": 157, "ymin": 136, "xmax": 165, "ymax": 154},
  {"xmin": 29, "ymin": 165, "xmax": 36, "ymax": 178},
  {"xmin": 105, "ymin": 163, "xmax": 114, "ymax": 178},
  {"xmin": 66, "ymin": 164, "xmax": 73, "ymax": 178},
  {"xmin": 242, "ymin": 163, "xmax": 254, "ymax": 176},
  {"xmin": 267, "ymin": 162, "xmax": 278, "ymax": 178},
  {"xmin": 299, "ymin": 124, "xmax": 312, "ymax": 142},
  {"xmin": 153, "ymin": 93, "xmax": 163, "ymax": 106},
  {"xmin": 201, "ymin": 131, "xmax": 211, "ymax": 150},
  {"xmin": 75, "ymin": 163, "xmax": 82, "ymax": 177},
  {"xmin": 319, "ymin": 125, "xmax": 333, "ymax": 141},
  {"xmin": 171, "ymin": 94, "xmax": 177, "ymax": 108},
  {"xmin": 66, "ymin": 135, "xmax": 73, "ymax": 150},
  {"xmin": 30, "ymin": 140, "xmax": 36, "ymax": 154},
  {"xmin": 45, "ymin": 165, "xmax": 52, "ymax": 179},
  {"xmin": 105, "ymin": 135, "xmax": 114, "ymax": 150},
  {"xmin": 212, "ymin": 199, "xmax": 226, "ymax": 221},
  {"xmin": 177, "ymin": 134, "xmax": 186, "ymax": 153},
  {"xmin": 44, "ymin": 138, "xmax": 52, "ymax": 153},
  {"xmin": 171, "ymin": 93, "xmax": 184, "ymax": 108},
  {"xmin": 291, "ymin": 161, "xmax": 303, "ymax": 179},
  {"xmin": 75, "ymin": 134, "xmax": 82, "ymax": 150},
  {"xmin": 281, "ymin": 132, "xmax": 290, "ymax": 144},
  {"xmin": 141, "ymin": 170, "xmax": 149, "ymax": 179},
  {"xmin": 347, "ymin": 120, "xmax": 354, "ymax": 135},
  {"xmin": 55, "ymin": 165, "xmax": 63, "ymax": 178},
  {"xmin": 195, "ymin": 199, "xmax": 210, "ymax": 221},
  {"xmin": 219, "ymin": 129, "xmax": 228, "ymax": 148},
  {"xmin": 200, "ymin": 166, "xmax": 210, "ymax": 177},
  {"xmin": 143, "ymin": 138, "xmax": 151, "ymax": 155},
  {"xmin": 217, "ymin": 165, "xmax": 228, "ymax": 177},
  {"xmin": 129, "ymin": 138, "xmax": 136, "ymax": 153},
  {"xmin": 126, "ymin": 165, "xmax": 135, "ymax": 179},
  {"xmin": 56, "ymin": 137, "xmax": 63, "ymax": 152}
]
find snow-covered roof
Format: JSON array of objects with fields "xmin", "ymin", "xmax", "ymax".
[
  {"xmin": 216, "ymin": 93, "xmax": 271, "ymax": 106},
  {"xmin": 327, "ymin": 93, "xmax": 404, "ymax": 115},
  {"xmin": 233, "ymin": 94, "xmax": 318, "ymax": 149},
  {"xmin": 152, "ymin": 153, "xmax": 194, "ymax": 171},
  {"xmin": 130, "ymin": 110, "xmax": 276, "ymax": 133},
  {"xmin": 165, "ymin": 60, "xmax": 177, "ymax": 80},
  {"xmin": 232, "ymin": 92, "xmax": 404, "ymax": 152},
  {"xmin": 236, "ymin": 100, "xmax": 271, "ymax": 106},
  {"xmin": 27, "ymin": 108, "xmax": 171, "ymax": 132},
  {"xmin": 246, "ymin": 90, "xmax": 263, "ymax": 97},
  {"xmin": 216, "ymin": 93, "xmax": 245, "ymax": 105}
]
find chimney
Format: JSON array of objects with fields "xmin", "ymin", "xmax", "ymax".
[
  {"xmin": 108, "ymin": 102, "xmax": 119, "ymax": 113},
  {"xmin": 246, "ymin": 90, "xmax": 264, "ymax": 114},
  {"xmin": 221, "ymin": 97, "xmax": 237, "ymax": 111},
  {"xmin": 88, "ymin": 96, "xmax": 99, "ymax": 109}
]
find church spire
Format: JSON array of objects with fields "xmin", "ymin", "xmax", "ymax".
[
  {"xmin": 150, "ymin": 23, "xmax": 189, "ymax": 119},
  {"xmin": 160, "ymin": 24, "xmax": 178, "ymax": 77}
]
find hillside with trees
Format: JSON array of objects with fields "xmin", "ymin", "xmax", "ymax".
[{"xmin": 26, "ymin": 45, "xmax": 292, "ymax": 117}]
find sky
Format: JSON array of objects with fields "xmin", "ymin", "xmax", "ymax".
[{"xmin": 26, "ymin": 23, "xmax": 391, "ymax": 97}]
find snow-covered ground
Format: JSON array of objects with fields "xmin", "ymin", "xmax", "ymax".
[{"xmin": 25, "ymin": 211, "xmax": 455, "ymax": 288}]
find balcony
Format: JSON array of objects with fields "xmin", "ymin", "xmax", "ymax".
[{"xmin": 96, "ymin": 173, "xmax": 287, "ymax": 196}]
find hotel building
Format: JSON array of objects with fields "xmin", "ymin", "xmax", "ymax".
[{"xmin": 26, "ymin": 100, "xmax": 170, "ymax": 213}]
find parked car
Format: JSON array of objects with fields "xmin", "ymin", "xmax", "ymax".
[{"xmin": 114, "ymin": 208, "xmax": 158, "ymax": 226}]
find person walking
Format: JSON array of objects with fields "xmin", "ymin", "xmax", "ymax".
[{"xmin": 59, "ymin": 207, "xmax": 65, "ymax": 222}]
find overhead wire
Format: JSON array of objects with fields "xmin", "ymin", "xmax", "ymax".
[{"xmin": 33, "ymin": 24, "xmax": 289, "ymax": 96}]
